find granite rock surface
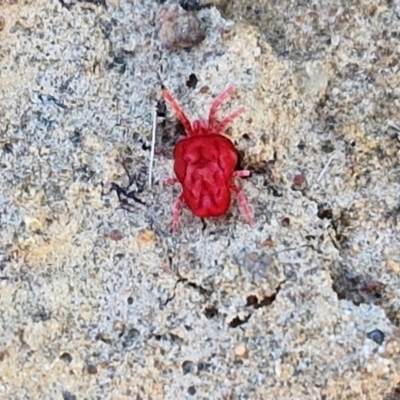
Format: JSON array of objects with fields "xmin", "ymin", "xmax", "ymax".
[{"xmin": 0, "ymin": 0, "xmax": 399, "ymax": 399}]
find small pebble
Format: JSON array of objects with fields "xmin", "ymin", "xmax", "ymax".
[
  {"xmin": 387, "ymin": 259, "xmax": 400, "ymax": 273},
  {"xmin": 137, "ymin": 229, "xmax": 155, "ymax": 244},
  {"xmin": 263, "ymin": 236, "xmax": 275, "ymax": 247},
  {"xmin": 235, "ymin": 343, "xmax": 248, "ymax": 358},
  {"xmin": 24, "ymin": 216, "xmax": 43, "ymax": 233},
  {"xmin": 362, "ymin": 280, "xmax": 383, "ymax": 294},
  {"xmin": 87, "ymin": 364, "xmax": 98, "ymax": 374},
  {"xmin": 292, "ymin": 173, "xmax": 307, "ymax": 191},
  {"xmin": 108, "ymin": 229, "xmax": 123, "ymax": 241},
  {"xmin": 157, "ymin": 5, "xmax": 205, "ymax": 49}
]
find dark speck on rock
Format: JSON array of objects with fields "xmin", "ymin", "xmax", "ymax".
[
  {"xmin": 122, "ymin": 328, "xmax": 140, "ymax": 348},
  {"xmin": 321, "ymin": 140, "xmax": 335, "ymax": 153},
  {"xmin": 70, "ymin": 129, "xmax": 81, "ymax": 146},
  {"xmin": 203, "ymin": 305, "xmax": 218, "ymax": 319},
  {"xmin": 3, "ymin": 143, "xmax": 13, "ymax": 154},
  {"xmin": 109, "ymin": 229, "xmax": 124, "ymax": 241},
  {"xmin": 62, "ymin": 392, "xmax": 77, "ymax": 400},
  {"xmin": 179, "ymin": 0, "xmax": 212, "ymax": 11},
  {"xmin": 186, "ymin": 73, "xmax": 198, "ymax": 89},
  {"xmin": 87, "ymin": 364, "xmax": 98, "ymax": 375},
  {"xmin": 197, "ymin": 361, "xmax": 212, "ymax": 372},
  {"xmin": 187, "ymin": 386, "xmax": 196, "ymax": 395},
  {"xmin": 182, "ymin": 360, "xmax": 196, "ymax": 375},
  {"xmin": 33, "ymin": 308, "xmax": 51, "ymax": 323},
  {"xmin": 297, "ymin": 140, "xmax": 306, "ymax": 150},
  {"xmin": 281, "ymin": 217, "xmax": 290, "ymax": 227},
  {"xmin": 60, "ymin": 352, "xmax": 73, "ymax": 364},
  {"xmin": 0, "ymin": 14, "xmax": 5, "ymax": 31},
  {"xmin": 366, "ymin": 329, "xmax": 385, "ymax": 345}
]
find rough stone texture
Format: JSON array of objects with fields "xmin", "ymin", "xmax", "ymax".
[{"xmin": 0, "ymin": 0, "xmax": 399, "ymax": 399}]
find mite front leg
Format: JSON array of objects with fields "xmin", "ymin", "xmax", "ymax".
[
  {"xmin": 230, "ymin": 183, "xmax": 254, "ymax": 226},
  {"xmin": 208, "ymin": 86, "xmax": 235, "ymax": 130},
  {"xmin": 172, "ymin": 193, "xmax": 185, "ymax": 232},
  {"xmin": 163, "ymin": 89, "xmax": 194, "ymax": 137},
  {"xmin": 215, "ymin": 106, "xmax": 245, "ymax": 134}
]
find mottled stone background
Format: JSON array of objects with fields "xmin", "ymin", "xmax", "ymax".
[{"xmin": 0, "ymin": 0, "xmax": 399, "ymax": 399}]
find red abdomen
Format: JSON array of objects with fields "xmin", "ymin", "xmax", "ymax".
[{"xmin": 173, "ymin": 134, "xmax": 238, "ymax": 218}]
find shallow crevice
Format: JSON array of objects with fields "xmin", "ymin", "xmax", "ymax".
[
  {"xmin": 316, "ymin": 204, "xmax": 352, "ymax": 248},
  {"xmin": 385, "ymin": 309, "xmax": 400, "ymax": 328},
  {"xmin": 229, "ymin": 314, "xmax": 251, "ymax": 328},
  {"xmin": 179, "ymin": 0, "xmax": 213, "ymax": 12},
  {"xmin": 230, "ymin": 283, "xmax": 282, "ymax": 328},
  {"xmin": 186, "ymin": 281, "xmax": 213, "ymax": 296},
  {"xmin": 330, "ymin": 263, "xmax": 384, "ymax": 307},
  {"xmin": 160, "ymin": 276, "xmax": 213, "ymax": 308},
  {"xmin": 246, "ymin": 285, "xmax": 281, "ymax": 309},
  {"xmin": 203, "ymin": 305, "xmax": 218, "ymax": 319},
  {"xmin": 384, "ymin": 382, "xmax": 400, "ymax": 400}
]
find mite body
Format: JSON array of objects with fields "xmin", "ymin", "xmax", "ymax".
[{"xmin": 163, "ymin": 86, "xmax": 254, "ymax": 231}]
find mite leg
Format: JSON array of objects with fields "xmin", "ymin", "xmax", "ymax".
[
  {"xmin": 164, "ymin": 177, "xmax": 179, "ymax": 185},
  {"xmin": 230, "ymin": 183, "xmax": 254, "ymax": 226},
  {"xmin": 215, "ymin": 106, "xmax": 245, "ymax": 134},
  {"xmin": 163, "ymin": 89, "xmax": 194, "ymax": 136},
  {"xmin": 233, "ymin": 170, "xmax": 251, "ymax": 178},
  {"xmin": 172, "ymin": 193, "xmax": 185, "ymax": 232},
  {"xmin": 208, "ymin": 86, "xmax": 235, "ymax": 130}
]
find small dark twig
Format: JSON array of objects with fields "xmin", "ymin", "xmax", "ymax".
[{"xmin": 110, "ymin": 161, "xmax": 146, "ymax": 211}]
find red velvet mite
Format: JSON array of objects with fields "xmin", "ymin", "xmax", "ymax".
[{"xmin": 163, "ymin": 86, "xmax": 254, "ymax": 232}]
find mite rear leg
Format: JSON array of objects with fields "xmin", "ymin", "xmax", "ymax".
[
  {"xmin": 233, "ymin": 170, "xmax": 251, "ymax": 178},
  {"xmin": 164, "ymin": 177, "xmax": 182, "ymax": 231},
  {"xmin": 172, "ymin": 192, "xmax": 185, "ymax": 232},
  {"xmin": 164, "ymin": 177, "xmax": 179, "ymax": 186},
  {"xmin": 230, "ymin": 183, "xmax": 254, "ymax": 226}
]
